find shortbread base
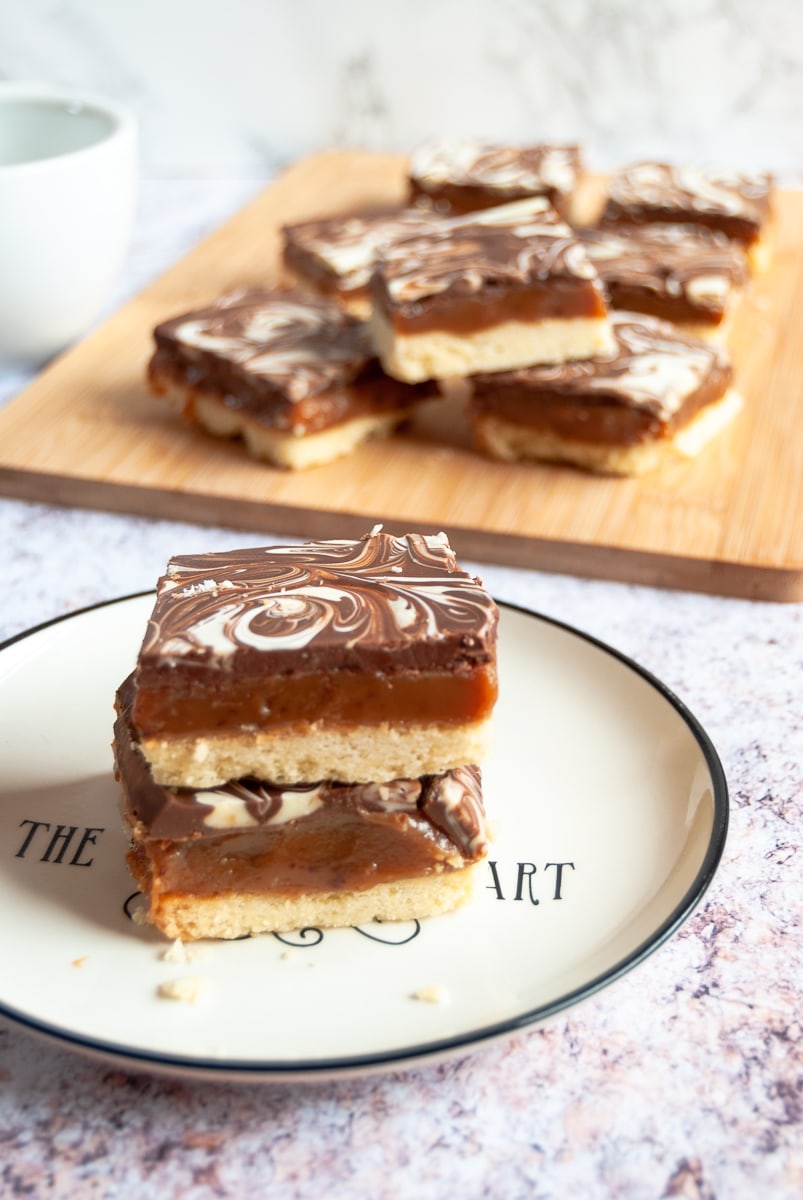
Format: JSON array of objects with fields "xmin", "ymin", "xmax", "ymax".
[
  {"xmin": 371, "ymin": 313, "xmax": 615, "ymax": 383},
  {"xmin": 141, "ymin": 718, "xmax": 494, "ymax": 790},
  {"xmin": 135, "ymin": 860, "xmax": 482, "ymax": 941},
  {"xmin": 471, "ymin": 388, "xmax": 742, "ymax": 476}
]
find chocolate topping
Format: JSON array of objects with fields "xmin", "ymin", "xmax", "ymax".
[
  {"xmin": 153, "ymin": 288, "xmax": 374, "ymax": 401},
  {"xmin": 471, "ymin": 311, "xmax": 732, "ymax": 423},
  {"xmin": 408, "ymin": 140, "xmax": 582, "ymax": 213},
  {"xmin": 134, "ymin": 530, "xmax": 499, "ymax": 681},
  {"xmin": 580, "ymin": 225, "xmax": 747, "ymax": 319},
  {"xmin": 371, "ymin": 197, "xmax": 605, "ymax": 318},
  {"xmin": 115, "ymin": 680, "xmax": 487, "ymax": 861},
  {"xmin": 601, "ymin": 162, "xmax": 773, "ymax": 245},
  {"xmin": 282, "ymin": 209, "xmax": 442, "ymax": 297}
]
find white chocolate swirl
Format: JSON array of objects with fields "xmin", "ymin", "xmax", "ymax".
[
  {"xmin": 155, "ymin": 288, "xmax": 372, "ymax": 401},
  {"xmin": 581, "ymin": 225, "xmax": 747, "ymax": 313},
  {"xmin": 604, "ymin": 162, "xmax": 772, "ymax": 230},
  {"xmin": 410, "ymin": 140, "xmax": 581, "ymax": 199},
  {"xmin": 283, "ymin": 209, "xmax": 441, "ymax": 292},
  {"xmin": 141, "ymin": 531, "xmax": 498, "ymax": 666},
  {"xmin": 376, "ymin": 198, "xmax": 600, "ymax": 306}
]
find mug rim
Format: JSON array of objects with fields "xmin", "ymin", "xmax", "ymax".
[{"xmin": 0, "ymin": 81, "xmax": 137, "ymax": 173}]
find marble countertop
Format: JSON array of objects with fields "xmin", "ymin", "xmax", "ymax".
[{"xmin": 1, "ymin": 180, "xmax": 801, "ymax": 1200}]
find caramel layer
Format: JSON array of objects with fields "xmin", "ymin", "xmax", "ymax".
[
  {"xmin": 375, "ymin": 281, "xmax": 608, "ymax": 337},
  {"xmin": 604, "ymin": 209, "xmax": 760, "ymax": 248},
  {"xmin": 602, "ymin": 285, "xmax": 724, "ymax": 326},
  {"xmin": 149, "ymin": 347, "xmax": 432, "ymax": 435},
  {"xmin": 471, "ymin": 389, "xmax": 669, "ymax": 447},
  {"xmin": 409, "ymin": 181, "xmax": 558, "ymax": 215},
  {"xmin": 132, "ymin": 664, "xmax": 498, "ymax": 738},
  {"xmin": 128, "ymin": 808, "xmax": 470, "ymax": 900}
]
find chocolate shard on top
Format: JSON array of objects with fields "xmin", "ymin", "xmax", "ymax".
[
  {"xmin": 600, "ymin": 162, "xmax": 773, "ymax": 247},
  {"xmin": 408, "ymin": 139, "xmax": 583, "ymax": 215}
]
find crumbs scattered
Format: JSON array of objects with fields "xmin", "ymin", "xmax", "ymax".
[
  {"xmin": 159, "ymin": 938, "xmax": 206, "ymax": 964},
  {"xmin": 410, "ymin": 984, "xmax": 450, "ymax": 1005},
  {"xmin": 71, "ymin": 956, "xmax": 89, "ymax": 968},
  {"xmin": 156, "ymin": 977, "xmax": 207, "ymax": 1004}
]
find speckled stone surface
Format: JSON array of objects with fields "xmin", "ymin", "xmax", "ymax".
[{"xmin": 1, "ymin": 182, "xmax": 801, "ymax": 1200}]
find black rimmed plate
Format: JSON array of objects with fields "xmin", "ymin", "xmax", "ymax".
[{"xmin": 0, "ymin": 596, "xmax": 727, "ymax": 1081}]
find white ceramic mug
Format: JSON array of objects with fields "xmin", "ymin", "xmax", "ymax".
[{"xmin": 0, "ymin": 83, "xmax": 138, "ymax": 366}]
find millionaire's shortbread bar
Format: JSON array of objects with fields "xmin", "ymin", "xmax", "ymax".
[
  {"xmin": 147, "ymin": 288, "xmax": 437, "ymax": 469},
  {"xmin": 408, "ymin": 139, "xmax": 583, "ymax": 219},
  {"xmin": 469, "ymin": 311, "xmax": 740, "ymax": 476},
  {"xmin": 115, "ymin": 530, "xmax": 498, "ymax": 939},
  {"xmin": 369, "ymin": 197, "xmax": 613, "ymax": 383},
  {"xmin": 128, "ymin": 530, "xmax": 499, "ymax": 789}
]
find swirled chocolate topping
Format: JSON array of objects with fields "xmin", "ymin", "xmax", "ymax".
[
  {"xmin": 580, "ymin": 225, "xmax": 747, "ymax": 318},
  {"xmin": 152, "ymin": 287, "xmax": 375, "ymax": 402},
  {"xmin": 372, "ymin": 197, "xmax": 602, "ymax": 312},
  {"xmin": 408, "ymin": 140, "xmax": 582, "ymax": 212},
  {"xmin": 282, "ymin": 209, "xmax": 441, "ymax": 297},
  {"xmin": 601, "ymin": 163, "xmax": 773, "ymax": 245},
  {"xmin": 115, "ymin": 681, "xmax": 486, "ymax": 861},
  {"xmin": 135, "ymin": 530, "xmax": 499, "ymax": 678},
  {"xmin": 471, "ymin": 311, "xmax": 732, "ymax": 422}
]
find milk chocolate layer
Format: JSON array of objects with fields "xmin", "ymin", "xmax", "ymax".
[
  {"xmin": 601, "ymin": 162, "xmax": 773, "ymax": 247},
  {"xmin": 371, "ymin": 198, "xmax": 608, "ymax": 335},
  {"xmin": 580, "ymin": 225, "xmax": 747, "ymax": 324},
  {"xmin": 131, "ymin": 531, "xmax": 499, "ymax": 739},
  {"xmin": 408, "ymin": 140, "xmax": 582, "ymax": 215},
  {"xmin": 470, "ymin": 311, "xmax": 733, "ymax": 447},
  {"xmin": 149, "ymin": 288, "xmax": 435, "ymax": 434}
]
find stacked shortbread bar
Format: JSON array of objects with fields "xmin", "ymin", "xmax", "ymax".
[{"xmin": 114, "ymin": 529, "xmax": 499, "ymax": 940}]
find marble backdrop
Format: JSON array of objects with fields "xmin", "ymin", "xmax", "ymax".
[{"xmin": 1, "ymin": 0, "xmax": 802, "ymax": 179}]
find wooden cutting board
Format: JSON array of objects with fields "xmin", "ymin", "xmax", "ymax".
[{"xmin": 0, "ymin": 150, "xmax": 801, "ymax": 601}]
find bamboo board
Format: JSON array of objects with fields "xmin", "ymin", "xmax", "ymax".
[{"xmin": 0, "ymin": 150, "xmax": 801, "ymax": 600}]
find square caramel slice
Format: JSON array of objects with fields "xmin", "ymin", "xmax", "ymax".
[
  {"xmin": 281, "ymin": 208, "xmax": 441, "ymax": 316},
  {"xmin": 408, "ymin": 139, "xmax": 583, "ymax": 219},
  {"xmin": 469, "ymin": 311, "xmax": 740, "ymax": 476},
  {"xmin": 115, "ymin": 672, "xmax": 489, "ymax": 940},
  {"xmin": 579, "ymin": 225, "xmax": 747, "ymax": 336},
  {"xmin": 600, "ymin": 162, "xmax": 774, "ymax": 272},
  {"xmin": 369, "ymin": 197, "xmax": 613, "ymax": 383},
  {"xmin": 147, "ymin": 288, "xmax": 437, "ymax": 469},
  {"xmin": 129, "ymin": 530, "xmax": 499, "ymax": 789}
]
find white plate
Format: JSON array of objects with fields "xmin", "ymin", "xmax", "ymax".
[{"xmin": 0, "ymin": 596, "xmax": 727, "ymax": 1081}]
